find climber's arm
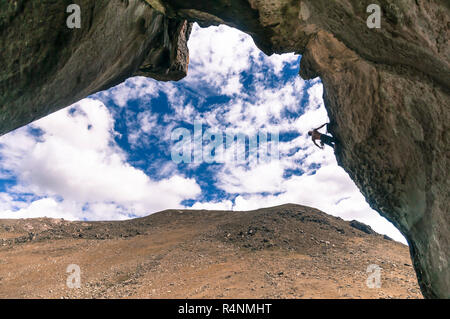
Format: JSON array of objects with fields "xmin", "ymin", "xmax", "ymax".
[
  {"xmin": 313, "ymin": 139, "xmax": 323, "ymax": 149},
  {"xmin": 315, "ymin": 123, "xmax": 328, "ymax": 131}
]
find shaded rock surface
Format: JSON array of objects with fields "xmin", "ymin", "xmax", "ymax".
[
  {"xmin": 350, "ymin": 220, "xmax": 376, "ymax": 235},
  {"xmin": 0, "ymin": 204, "xmax": 421, "ymax": 299},
  {"xmin": 0, "ymin": 0, "xmax": 448, "ymax": 297}
]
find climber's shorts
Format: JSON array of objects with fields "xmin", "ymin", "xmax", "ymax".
[{"xmin": 320, "ymin": 135, "xmax": 336, "ymax": 147}]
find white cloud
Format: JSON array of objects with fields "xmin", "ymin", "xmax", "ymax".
[
  {"xmin": 107, "ymin": 76, "xmax": 159, "ymax": 107},
  {"xmin": 191, "ymin": 200, "xmax": 234, "ymax": 211},
  {"xmin": 265, "ymin": 53, "xmax": 299, "ymax": 75},
  {"xmin": 185, "ymin": 24, "xmax": 259, "ymax": 95},
  {"xmin": 0, "ymin": 198, "xmax": 78, "ymax": 220},
  {"xmin": 217, "ymin": 161, "xmax": 285, "ymax": 194},
  {"xmin": 184, "ymin": 24, "xmax": 299, "ymax": 96},
  {"xmin": 0, "ymin": 99, "xmax": 201, "ymax": 220}
]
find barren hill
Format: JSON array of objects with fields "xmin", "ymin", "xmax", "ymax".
[{"xmin": 0, "ymin": 204, "xmax": 421, "ymax": 298}]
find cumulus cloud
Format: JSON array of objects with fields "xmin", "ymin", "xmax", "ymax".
[
  {"xmin": 107, "ymin": 76, "xmax": 159, "ymax": 108},
  {"xmin": 191, "ymin": 200, "xmax": 234, "ymax": 211},
  {"xmin": 185, "ymin": 24, "xmax": 299, "ymax": 96},
  {"xmin": 185, "ymin": 24, "xmax": 259, "ymax": 95}
]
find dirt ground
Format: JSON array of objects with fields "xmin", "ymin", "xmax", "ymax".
[{"xmin": 0, "ymin": 204, "xmax": 422, "ymax": 299}]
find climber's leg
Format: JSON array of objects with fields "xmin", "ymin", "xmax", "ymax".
[{"xmin": 320, "ymin": 135, "xmax": 336, "ymax": 148}]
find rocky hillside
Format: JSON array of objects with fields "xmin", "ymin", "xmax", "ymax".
[{"xmin": 0, "ymin": 204, "xmax": 421, "ymax": 298}]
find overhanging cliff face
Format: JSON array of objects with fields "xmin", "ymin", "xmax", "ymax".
[
  {"xmin": 0, "ymin": 0, "xmax": 449, "ymax": 298},
  {"xmin": 0, "ymin": 0, "xmax": 191, "ymax": 135}
]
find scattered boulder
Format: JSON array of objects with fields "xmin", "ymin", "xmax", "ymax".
[{"xmin": 349, "ymin": 220, "xmax": 376, "ymax": 235}]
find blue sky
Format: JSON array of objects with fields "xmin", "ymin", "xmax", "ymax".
[{"xmin": 0, "ymin": 24, "xmax": 406, "ymax": 243}]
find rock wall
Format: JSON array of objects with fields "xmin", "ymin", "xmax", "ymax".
[
  {"xmin": 0, "ymin": 0, "xmax": 191, "ymax": 135},
  {"xmin": 0, "ymin": 0, "xmax": 448, "ymax": 297},
  {"xmin": 146, "ymin": 0, "xmax": 450, "ymax": 299}
]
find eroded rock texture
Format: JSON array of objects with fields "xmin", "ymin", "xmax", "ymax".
[
  {"xmin": 0, "ymin": 0, "xmax": 448, "ymax": 298},
  {"xmin": 0, "ymin": 0, "xmax": 191, "ymax": 134}
]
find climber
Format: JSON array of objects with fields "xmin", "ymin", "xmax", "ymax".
[{"xmin": 308, "ymin": 123, "xmax": 337, "ymax": 150}]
